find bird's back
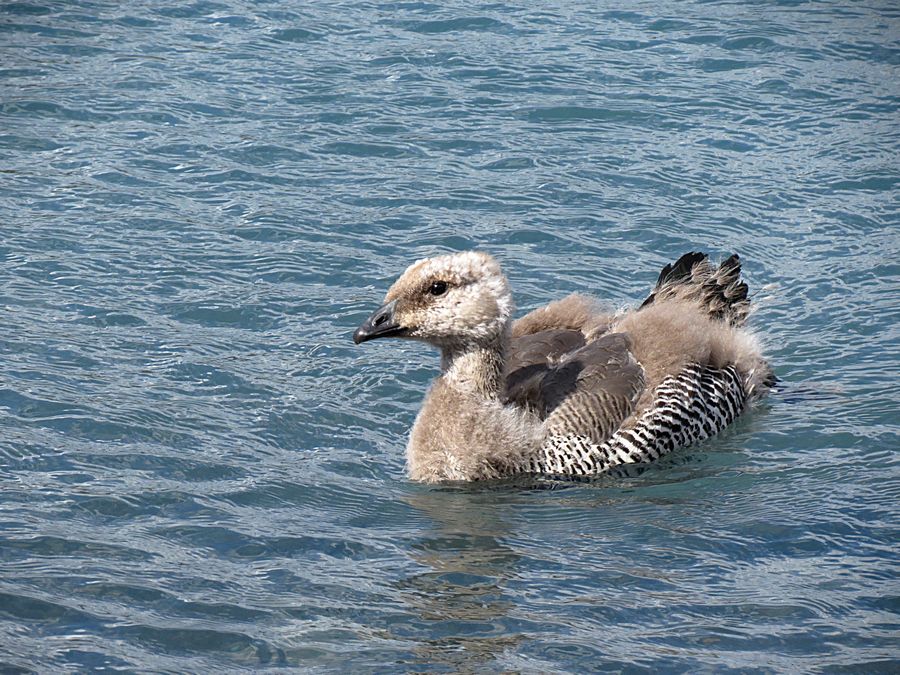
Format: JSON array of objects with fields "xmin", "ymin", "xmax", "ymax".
[{"xmin": 504, "ymin": 252, "xmax": 772, "ymax": 476}]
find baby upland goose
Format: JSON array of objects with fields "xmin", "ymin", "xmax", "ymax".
[{"xmin": 354, "ymin": 251, "xmax": 772, "ymax": 483}]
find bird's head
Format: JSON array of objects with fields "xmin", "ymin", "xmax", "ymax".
[{"xmin": 353, "ymin": 251, "xmax": 514, "ymax": 349}]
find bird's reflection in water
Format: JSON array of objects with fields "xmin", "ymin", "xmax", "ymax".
[{"xmin": 394, "ymin": 485, "xmax": 529, "ymax": 672}]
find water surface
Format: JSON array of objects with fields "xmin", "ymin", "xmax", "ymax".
[{"xmin": 1, "ymin": 0, "xmax": 898, "ymax": 672}]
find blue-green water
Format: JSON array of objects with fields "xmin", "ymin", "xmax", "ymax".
[{"xmin": 2, "ymin": 1, "xmax": 899, "ymax": 672}]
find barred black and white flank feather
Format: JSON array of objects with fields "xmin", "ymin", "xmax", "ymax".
[{"xmin": 354, "ymin": 251, "xmax": 773, "ymax": 483}]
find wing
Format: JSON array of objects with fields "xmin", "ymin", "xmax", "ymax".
[
  {"xmin": 640, "ymin": 252, "xmax": 750, "ymax": 327},
  {"xmin": 505, "ymin": 330, "xmax": 646, "ymax": 445},
  {"xmin": 541, "ymin": 333, "xmax": 645, "ymax": 444},
  {"xmin": 504, "ymin": 329, "xmax": 586, "ymax": 413}
]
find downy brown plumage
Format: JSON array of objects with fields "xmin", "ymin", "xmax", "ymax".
[{"xmin": 354, "ymin": 251, "xmax": 772, "ymax": 483}]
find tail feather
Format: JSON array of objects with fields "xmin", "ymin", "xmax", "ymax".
[
  {"xmin": 649, "ymin": 251, "xmax": 707, "ymax": 293},
  {"xmin": 640, "ymin": 252, "xmax": 751, "ymax": 327}
]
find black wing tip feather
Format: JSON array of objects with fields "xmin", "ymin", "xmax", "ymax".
[
  {"xmin": 717, "ymin": 253, "xmax": 743, "ymax": 280},
  {"xmin": 714, "ymin": 254, "xmax": 748, "ymax": 308},
  {"xmin": 641, "ymin": 251, "xmax": 751, "ymax": 324},
  {"xmin": 641, "ymin": 251, "xmax": 707, "ymax": 309},
  {"xmin": 656, "ymin": 251, "xmax": 707, "ymax": 289},
  {"xmin": 720, "ymin": 253, "xmax": 741, "ymax": 268}
]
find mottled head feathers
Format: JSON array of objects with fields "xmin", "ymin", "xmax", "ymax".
[{"xmin": 383, "ymin": 251, "xmax": 514, "ymax": 347}]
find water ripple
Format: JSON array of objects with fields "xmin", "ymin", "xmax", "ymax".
[{"xmin": 1, "ymin": 0, "xmax": 897, "ymax": 672}]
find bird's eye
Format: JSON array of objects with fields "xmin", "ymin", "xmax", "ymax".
[{"xmin": 428, "ymin": 280, "xmax": 448, "ymax": 296}]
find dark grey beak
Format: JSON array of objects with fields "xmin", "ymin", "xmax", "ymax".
[{"xmin": 353, "ymin": 299, "xmax": 407, "ymax": 344}]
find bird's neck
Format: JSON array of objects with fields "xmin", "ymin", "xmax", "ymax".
[{"xmin": 440, "ymin": 334, "xmax": 507, "ymax": 400}]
